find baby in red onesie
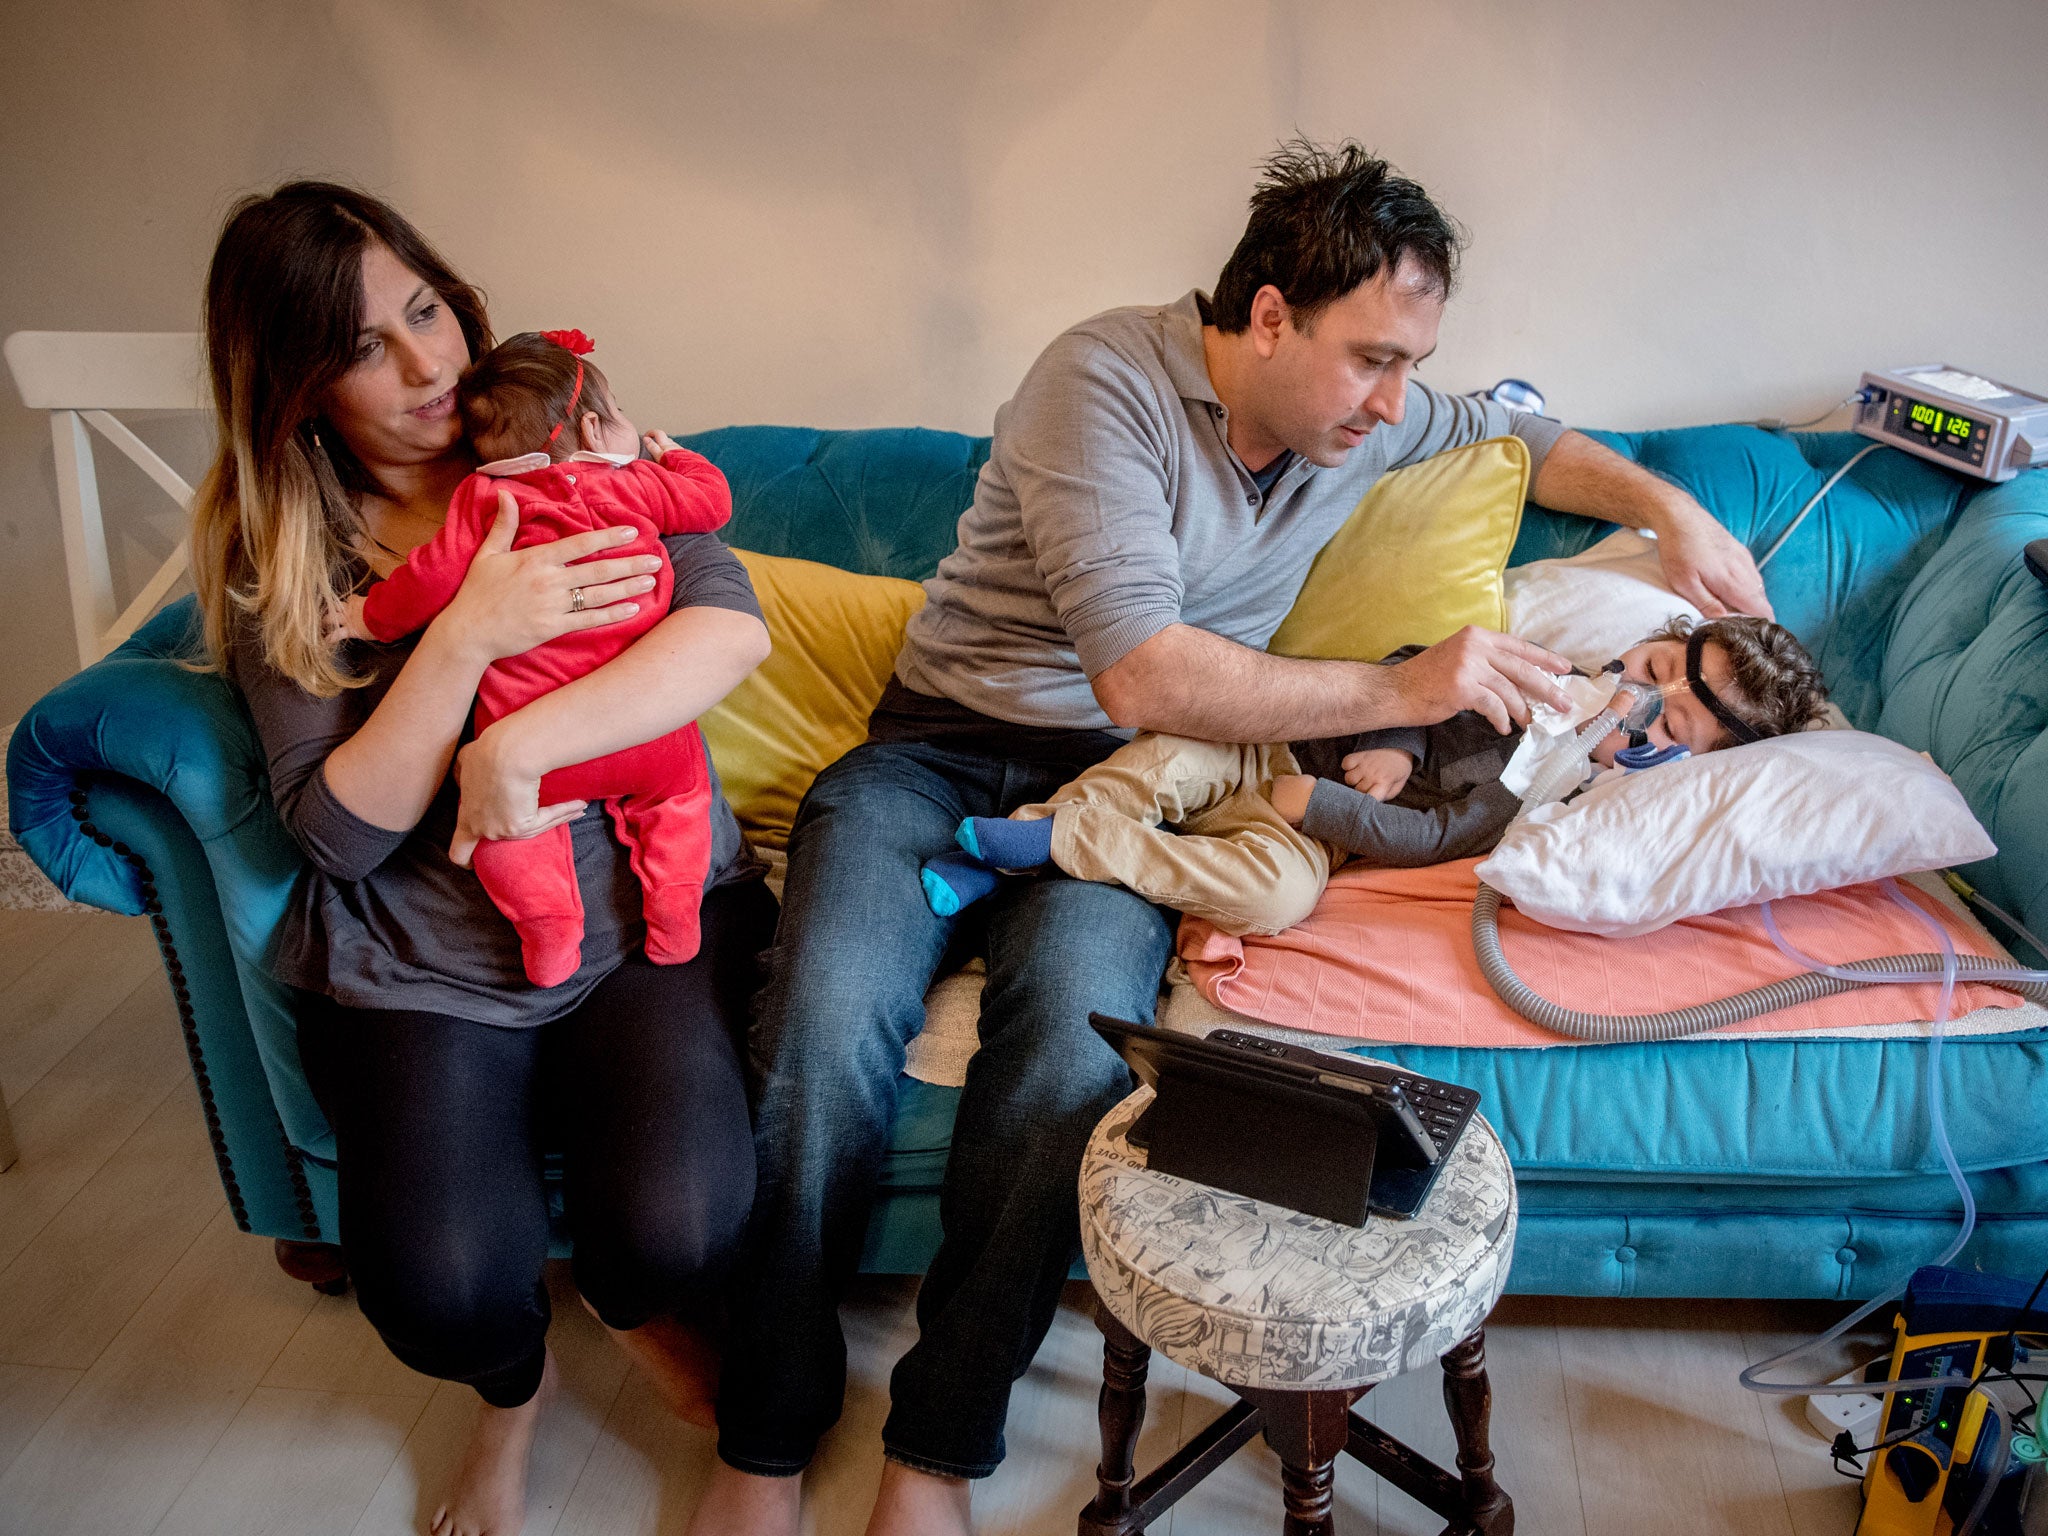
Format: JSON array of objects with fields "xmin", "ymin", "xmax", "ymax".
[{"xmin": 340, "ymin": 330, "xmax": 733, "ymax": 986}]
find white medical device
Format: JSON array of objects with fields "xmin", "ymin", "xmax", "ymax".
[{"xmin": 1854, "ymin": 365, "xmax": 2048, "ymax": 482}]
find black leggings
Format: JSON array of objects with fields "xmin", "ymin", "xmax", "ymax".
[{"xmin": 299, "ymin": 877, "xmax": 774, "ymax": 1408}]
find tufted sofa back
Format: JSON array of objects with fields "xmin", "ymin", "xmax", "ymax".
[
  {"xmin": 669, "ymin": 421, "xmax": 2048, "ymax": 943},
  {"xmin": 13, "ymin": 420, "xmax": 2047, "ymax": 965}
]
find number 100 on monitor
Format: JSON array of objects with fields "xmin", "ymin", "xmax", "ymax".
[{"xmin": 1855, "ymin": 365, "xmax": 2048, "ymax": 482}]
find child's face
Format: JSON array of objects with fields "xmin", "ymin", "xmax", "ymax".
[{"xmin": 1587, "ymin": 636, "xmax": 1736, "ymax": 767}]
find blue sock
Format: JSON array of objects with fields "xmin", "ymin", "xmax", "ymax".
[
  {"xmin": 921, "ymin": 850, "xmax": 1002, "ymax": 917},
  {"xmin": 956, "ymin": 815, "xmax": 1055, "ymax": 870}
]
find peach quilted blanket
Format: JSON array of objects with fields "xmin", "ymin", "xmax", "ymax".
[{"xmin": 1176, "ymin": 859, "xmax": 2020, "ymax": 1047}]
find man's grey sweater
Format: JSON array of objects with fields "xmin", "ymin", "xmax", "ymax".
[{"xmin": 895, "ymin": 290, "xmax": 1565, "ymax": 732}]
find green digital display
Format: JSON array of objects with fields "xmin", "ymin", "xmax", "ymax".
[
  {"xmin": 1887, "ymin": 393, "xmax": 1990, "ymax": 468},
  {"xmin": 1906, "ymin": 400, "xmax": 1978, "ymax": 444}
]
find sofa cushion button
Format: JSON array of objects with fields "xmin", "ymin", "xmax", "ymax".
[
  {"xmin": 1614, "ymin": 1244, "xmax": 1637, "ymax": 1263},
  {"xmin": 1837, "ymin": 1247, "xmax": 1858, "ymax": 1265}
]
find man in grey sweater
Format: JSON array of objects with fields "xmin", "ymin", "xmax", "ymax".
[{"xmin": 699, "ymin": 141, "xmax": 1772, "ymax": 1536}]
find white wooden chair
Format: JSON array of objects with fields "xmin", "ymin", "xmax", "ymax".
[
  {"xmin": 0, "ymin": 332, "xmax": 207, "ymax": 1170},
  {"xmin": 4, "ymin": 331, "xmax": 210, "ymax": 669}
]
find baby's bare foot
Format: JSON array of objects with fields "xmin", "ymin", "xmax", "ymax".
[{"xmin": 430, "ymin": 1351, "xmax": 556, "ymax": 1536}]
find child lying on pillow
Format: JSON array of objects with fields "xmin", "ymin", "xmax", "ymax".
[
  {"xmin": 919, "ymin": 615, "xmax": 1829, "ymax": 936},
  {"xmin": 336, "ymin": 330, "xmax": 732, "ymax": 984}
]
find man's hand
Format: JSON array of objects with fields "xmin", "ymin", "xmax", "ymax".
[
  {"xmin": 1387, "ymin": 627, "xmax": 1572, "ymax": 735},
  {"xmin": 1268, "ymin": 774, "xmax": 1316, "ymax": 826},
  {"xmin": 1526, "ymin": 430, "xmax": 1772, "ymax": 620},
  {"xmin": 1651, "ymin": 495, "xmax": 1773, "ymax": 619},
  {"xmin": 1341, "ymin": 747, "xmax": 1413, "ymax": 801}
]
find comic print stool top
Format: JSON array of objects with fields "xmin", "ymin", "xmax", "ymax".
[{"xmin": 1077, "ymin": 1083, "xmax": 1518, "ymax": 1536}]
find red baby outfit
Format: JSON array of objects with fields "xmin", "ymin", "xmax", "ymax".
[{"xmin": 361, "ymin": 447, "xmax": 733, "ymax": 986}]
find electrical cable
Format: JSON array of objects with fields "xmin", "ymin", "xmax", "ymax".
[
  {"xmin": 1755, "ymin": 441, "xmax": 1886, "ymax": 571},
  {"xmin": 1756, "ymin": 391, "xmax": 1867, "ymax": 432}
]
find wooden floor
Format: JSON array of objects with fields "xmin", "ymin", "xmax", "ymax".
[{"xmin": 0, "ymin": 905, "xmax": 1877, "ymax": 1536}]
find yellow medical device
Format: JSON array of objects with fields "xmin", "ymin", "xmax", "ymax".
[{"xmin": 1856, "ymin": 1268, "xmax": 2045, "ymax": 1536}]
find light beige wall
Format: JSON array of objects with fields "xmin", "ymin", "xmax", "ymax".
[{"xmin": 4, "ymin": 0, "xmax": 2044, "ymax": 723}]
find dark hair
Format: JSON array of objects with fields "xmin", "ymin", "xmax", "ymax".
[
  {"xmin": 1211, "ymin": 139, "xmax": 1464, "ymax": 334},
  {"xmin": 457, "ymin": 333, "xmax": 618, "ymax": 462},
  {"xmin": 1649, "ymin": 614, "xmax": 1832, "ymax": 742},
  {"xmin": 203, "ymin": 180, "xmax": 492, "ymax": 505},
  {"xmin": 193, "ymin": 180, "xmax": 491, "ymax": 693}
]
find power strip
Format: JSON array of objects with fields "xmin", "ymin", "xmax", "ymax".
[{"xmin": 1807, "ymin": 1369, "xmax": 1883, "ymax": 1451}]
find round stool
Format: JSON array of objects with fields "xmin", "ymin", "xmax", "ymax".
[{"xmin": 1077, "ymin": 1082, "xmax": 1518, "ymax": 1535}]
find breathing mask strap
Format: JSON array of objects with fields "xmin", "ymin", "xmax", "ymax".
[{"xmin": 1686, "ymin": 628, "xmax": 1763, "ymax": 745}]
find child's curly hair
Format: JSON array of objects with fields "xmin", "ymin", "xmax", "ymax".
[
  {"xmin": 456, "ymin": 332, "xmax": 619, "ymax": 464},
  {"xmin": 1647, "ymin": 613, "xmax": 1831, "ymax": 741}
]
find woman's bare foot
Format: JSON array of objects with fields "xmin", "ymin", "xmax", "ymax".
[
  {"xmin": 682, "ymin": 1460, "xmax": 802, "ymax": 1536},
  {"xmin": 430, "ymin": 1350, "xmax": 557, "ymax": 1536},
  {"xmin": 865, "ymin": 1460, "xmax": 972, "ymax": 1536},
  {"xmin": 584, "ymin": 1297, "xmax": 721, "ymax": 1429}
]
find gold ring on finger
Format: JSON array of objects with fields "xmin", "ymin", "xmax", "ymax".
[{"xmin": 569, "ymin": 587, "xmax": 586, "ymax": 613}]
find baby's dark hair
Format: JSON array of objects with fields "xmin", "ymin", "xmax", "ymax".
[
  {"xmin": 456, "ymin": 332, "xmax": 617, "ymax": 464},
  {"xmin": 1647, "ymin": 614, "xmax": 1831, "ymax": 741}
]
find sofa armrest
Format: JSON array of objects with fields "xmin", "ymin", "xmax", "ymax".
[
  {"xmin": 1880, "ymin": 477, "xmax": 2048, "ymax": 953},
  {"xmin": 5, "ymin": 596, "xmax": 332, "ymax": 1164},
  {"xmin": 7, "ymin": 600, "xmax": 290, "ymax": 912}
]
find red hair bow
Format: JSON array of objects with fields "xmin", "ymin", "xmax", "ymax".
[{"xmin": 541, "ymin": 329, "xmax": 595, "ymax": 355}]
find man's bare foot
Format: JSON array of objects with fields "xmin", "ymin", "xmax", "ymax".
[
  {"xmin": 430, "ymin": 1350, "xmax": 557, "ymax": 1536},
  {"xmin": 683, "ymin": 1459, "xmax": 802, "ymax": 1536},
  {"xmin": 584, "ymin": 1297, "xmax": 720, "ymax": 1429},
  {"xmin": 865, "ymin": 1460, "xmax": 972, "ymax": 1536}
]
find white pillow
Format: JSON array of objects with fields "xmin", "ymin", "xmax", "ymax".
[
  {"xmin": 1474, "ymin": 730, "xmax": 1995, "ymax": 937},
  {"xmin": 1504, "ymin": 529, "xmax": 1702, "ymax": 669}
]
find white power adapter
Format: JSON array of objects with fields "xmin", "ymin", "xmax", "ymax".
[{"xmin": 1807, "ymin": 1369, "xmax": 1883, "ymax": 1451}]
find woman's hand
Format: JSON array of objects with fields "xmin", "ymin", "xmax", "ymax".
[
  {"xmin": 445, "ymin": 722, "xmax": 587, "ymax": 868},
  {"xmin": 439, "ymin": 490, "xmax": 665, "ymax": 662}
]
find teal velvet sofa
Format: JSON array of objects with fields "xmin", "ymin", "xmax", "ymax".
[{"xmin": 10, "ymin": 423, "xmax": 2048, "ymax": 1299}]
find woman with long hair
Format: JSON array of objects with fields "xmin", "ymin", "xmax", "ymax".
[{"xmin": 191, "ymin": 182, "xmax": 774, "ymax": 1536}]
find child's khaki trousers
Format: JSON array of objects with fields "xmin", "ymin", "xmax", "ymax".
[{"xmin": 1013, "ymin": 732, "xmax": 1335, "ymax": 937}]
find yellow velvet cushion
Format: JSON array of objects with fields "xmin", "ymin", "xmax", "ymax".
[
  {"xmin": 699, "ymin": 548, "xmax": 925, "ymax": 850},
  {"xmin": 1266, "ymin": 435, "xmax": 1529, "ymax": 662}
]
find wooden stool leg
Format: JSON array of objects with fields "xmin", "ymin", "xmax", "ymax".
[
  {"xmin": 1082, "ymin": 1304, "xmax": 1151, "ymax": 1533},
  {"xmin": 1242, "ymin": 1388, "xmax": 1354, "ymax": 1536},
  {"xmin": 1440, "ymin": 1328, "xmax": 1514, "ymax": 1536}
]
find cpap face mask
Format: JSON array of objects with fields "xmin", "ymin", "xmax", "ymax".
[
  {"xmin": 1597, "ymin": 660, "xmax": 1683, "ymax": 749},
  {"xmin": 1508, "ymin": 664, "xmax": 1694, "ymax": 810}
]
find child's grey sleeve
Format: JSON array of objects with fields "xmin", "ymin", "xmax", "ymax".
[{"xmin": 1296, "ymin": 778, "xmax": 1522, "ymax": 867}]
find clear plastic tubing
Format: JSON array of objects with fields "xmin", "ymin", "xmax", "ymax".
[{"xmin": 1740, "ymin": 879, "xmax": 2048, "ymax": 1414}]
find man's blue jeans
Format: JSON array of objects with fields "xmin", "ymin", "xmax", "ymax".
[{"xmin": 715, "ymin": 732, "xmax": 1174, "ymax": 1480}]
